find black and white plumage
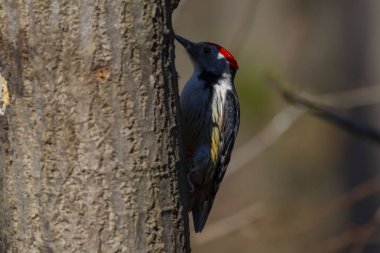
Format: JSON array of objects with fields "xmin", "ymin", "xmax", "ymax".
[{"xmin": 175, "ymin": 35, "xmax": 240, "ymax": 232}]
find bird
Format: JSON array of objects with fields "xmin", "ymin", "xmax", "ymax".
[{"xmin": 175, "ymin": 34, "xmax": 240, "ymax": 232}]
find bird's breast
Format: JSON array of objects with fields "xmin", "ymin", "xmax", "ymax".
[{"xmin": 180, "ymin": 77, "xmax": 213, "ymax": 156}]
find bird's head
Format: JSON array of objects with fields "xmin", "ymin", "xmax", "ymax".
[{"xmin": 175, "ymin": 34, "xmax": 239, "ymax": 76}]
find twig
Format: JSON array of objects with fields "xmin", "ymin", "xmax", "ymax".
[
  {"xmin": 228, "ymin": 83, "xmax": 380, "ymax": 178},
  {"xmin": 318, "ymin": 85, "xmax": 380, "ymax": 109},
  {"xmin": 267, "ymin": 74, "xmax": 380, "ymax": 144}
]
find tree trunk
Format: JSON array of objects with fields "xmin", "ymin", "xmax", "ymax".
[
  {"xmin": 0, "ymin": 0, "xmax": 190, "ymax": 252},
  {"xmin": 340, "ymin": 1, "xmax": 380, "ymax": 252}
]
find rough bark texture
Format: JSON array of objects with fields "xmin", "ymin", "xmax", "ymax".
[{"xmin": 0, "ymin": 0, "xmax": 189, "ymax": 252}]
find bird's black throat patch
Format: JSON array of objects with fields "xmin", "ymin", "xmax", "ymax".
[{"xmin": 198, "ymin": 70, "xmax": 220, "ymax": 85}]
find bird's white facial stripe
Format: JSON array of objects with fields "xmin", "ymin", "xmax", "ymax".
[{"xmin": 217, "ymin": 52, "xmax": 224, "ymax": 60}]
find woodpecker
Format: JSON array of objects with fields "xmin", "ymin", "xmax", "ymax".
[{"xmin": 175, "ymin": 34, "xmax": 240, "ymax": 232}]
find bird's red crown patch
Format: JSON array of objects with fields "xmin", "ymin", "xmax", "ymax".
[{"xmin": 206, "ymin": 42, "xmax": 239, "ymax": 70}]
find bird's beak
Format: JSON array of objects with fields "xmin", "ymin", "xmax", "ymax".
[{"xmin": 175, "ymin": 34, "xmax": 194, "ymax": 52}]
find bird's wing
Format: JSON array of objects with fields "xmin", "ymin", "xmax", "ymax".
[
  {"xmin": 192, "ymin": 88, "xmax": 240, "ymax": 232},
  {"xmin": 213, "ymin": 88, "xmax": 240, "ymax": 193}
]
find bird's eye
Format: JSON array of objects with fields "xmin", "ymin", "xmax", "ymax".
[{"xmin": 203, "ymin": 47, "xmax": 211, "ymax": 54}]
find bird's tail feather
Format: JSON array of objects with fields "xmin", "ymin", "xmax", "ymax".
[{"xmin": 192, "ymin": 200, "xmax": 213, "ymax": 233}]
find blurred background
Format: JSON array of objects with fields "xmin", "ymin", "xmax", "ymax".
[{"xmin": 173, "ymin": 0, "xmax": 380, "ymax": 252}]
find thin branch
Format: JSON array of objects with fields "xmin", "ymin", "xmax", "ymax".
[
  {"xmin": 267, "ymin": 74, "xmax": 380, "ymax": 144},
  {"xmin": 228, "ymin": 83, "xmax": 380, "ymax": 179},
  {"xmin": 318, "ymin": 84, "xmax": 380, "ymax": 109}
]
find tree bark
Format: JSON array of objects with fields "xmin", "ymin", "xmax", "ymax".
[
  {"xmin": 340, "ymin": 2, "xmax": 380, "ymax": 252},
  {"xmin": 0, "ymin": 0, "xmax": 190, "ymax": 252}
]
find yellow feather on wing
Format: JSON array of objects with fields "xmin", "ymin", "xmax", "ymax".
[
  {"xmin": 210, "ymin": 126, "xmax": 220, "ymax": 165},
  {"xmin": 210, "ymin": 96, "xmax": 223, "ymax": 166}
]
